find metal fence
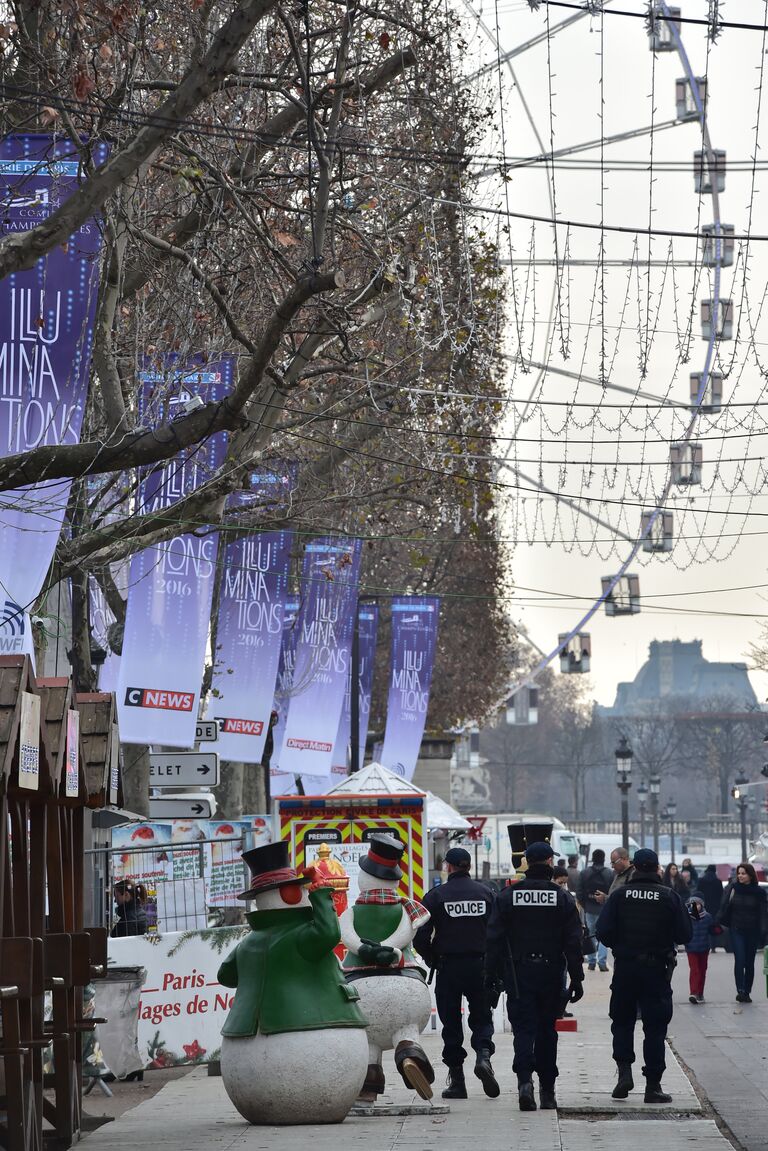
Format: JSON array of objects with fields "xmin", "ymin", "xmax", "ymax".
[{"xmin": 88, "ymin": 837, "xmax": 249, "ymax": 934}]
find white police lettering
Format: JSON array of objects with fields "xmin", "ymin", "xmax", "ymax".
[
  {"xmin": 512, "ymin": 889, "xmax": 557, "ymax": 907},
  {"xmin": 626, "ymin": 890, "xmax": 660, "ymax": 901},
  {"xmin": 445, "ymin": 901, "xmax": 486, "ymax": 917}
]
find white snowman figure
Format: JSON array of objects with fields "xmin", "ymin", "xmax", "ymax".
[
  {"xmin": 339, "ymin": 833, "xmax": 435, "ymax": 1102},
  {"xmin": 217, "ymin": 841, "xmax": 369, "ymax": 1125}
]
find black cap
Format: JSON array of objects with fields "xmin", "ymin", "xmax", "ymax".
[
  {"xmin": 633, "ymin": 848, "xmax": 659, "ymax": 871},
  {"xmin": 525, "ymin": 841, "xmax": 555, "ymax": 864},
  {"xmin": 445, "ymin": 847, "xmax": 472, "ymax": 868},
  {"xmin": 360, "ymin": 833, "xmax": 404, "ymax": 880},
  {"xmin": 237, "ymin": 841, "xmax": 310, "ymax": 900}
]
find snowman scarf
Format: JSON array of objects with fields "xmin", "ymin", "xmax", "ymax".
[{"xmin": 356, "ymin": 888, "xmax": 426, "ymax": 925}]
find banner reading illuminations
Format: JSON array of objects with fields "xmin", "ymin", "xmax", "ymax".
[
  {"xmin": 210, "ymin": 531, "xmax": 292, "ymax": 764},
  {"xmin": 117, "ymin": 359, "xmax": 233, "ymax": 747},
  {"xmin": 267, "ymin": 599, "xmax": 300, "ymax": 796},
  {"xmin": 380, "ymin": 597, "xmax": 440, "ymax": 781},
  {"xmin": 278, "ymin": 538, "xmax": 362, "ymax": 778},
  {"xmin": 0, "ymin": 135, "xmax": 107, "ymax": 654}
]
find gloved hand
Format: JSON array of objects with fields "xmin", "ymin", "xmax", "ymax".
[
  {"xmin": 568, "ymin": 980, "xmax": 584, "ymax": 1003},
  {"xmin": 485, "ymin": 976, "xmax": 504, "ymax": 1008},
  {"xmin": 358, "ymin": 939, "xmax": 399, "ymax": 967}
]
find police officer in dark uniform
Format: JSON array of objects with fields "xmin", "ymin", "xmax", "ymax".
[
  {"xmin": 413, "ymin": 847, "xmax": 499, "ymax": 1100},
  {"xmin": 595, "ymin": 847, "xmax": 692, "ymax": 1103},
  {"xmin": 486, "ymin": 841, "xmax": 584, "ymax": 1111}
]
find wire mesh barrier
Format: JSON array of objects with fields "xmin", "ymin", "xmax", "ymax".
[{"xmin": 89, "ymin": 837, "xmax": 249, "ymax": 934}]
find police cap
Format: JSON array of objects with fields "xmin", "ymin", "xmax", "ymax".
[
  {"xmin": 525, "ymin": 841, "xmax": 555, "ymax": 863},
  {"xmin": 633, "ymin": 848, "xmax": 659, "ymax": 871},
  {"xmin": 445, "ymin": 847, "xmax": 472, "ymax": 868}
]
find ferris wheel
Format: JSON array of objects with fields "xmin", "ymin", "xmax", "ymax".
[{"xmin": 462, "ymin": 0, "xmax": 764, "ymax": 705}]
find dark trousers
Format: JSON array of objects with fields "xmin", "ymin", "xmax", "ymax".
[
  {"xmin": 505, "ymin": 959, "xmax": 561, "ymax": 1088},
  {"xmin": 434, "ymin": 954, "xmax": 495, "ymax": 1067},
  {"xmin": 687, "ymin": 951, "xmax": 708, "ymax": 997},
  {"xmin": 731, "ymin": 930, "xmax": 760, "ymax": 995},
  {"xmin": 609, "ymin": 959, "xmax": 673, "ymax": 1083}
]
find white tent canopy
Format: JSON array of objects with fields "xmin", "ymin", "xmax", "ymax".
[{"xmin": 324, "ymin": 762, "xmax": 470, "ymax": 832}]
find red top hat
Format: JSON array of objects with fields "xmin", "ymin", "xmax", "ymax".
[
  {"xmin": 360, "ymin": 833, "xmax": 404, "ymax": 881},
  {"xmin": 237, "ymin": 841, "xmax": 311, "ymax": 900}
]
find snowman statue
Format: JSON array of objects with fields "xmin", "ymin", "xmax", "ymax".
[
  {"xmin": 339, "ymin": 833, "xmax": 435, "ymax": 1102},
  {"xmin": 217, "ymin": 841, "xmax": 369, "ymax": 1125}
]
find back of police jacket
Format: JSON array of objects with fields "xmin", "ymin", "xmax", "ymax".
[
  {"xmin": 413, "ymin": 871, "xmax": 494, "ymax": 965},
  {"xmin": 486, "ymin": 867, "xmax": 584, "ymax": 981},
  {"xmin": 595, "ymin": 872, "xmax": 692, "ymax": 959}
]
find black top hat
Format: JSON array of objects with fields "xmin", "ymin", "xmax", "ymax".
[
  {"xmin": 359, "ymin": 833, "xmax": 404, "ymax": 881},
  {"xmin": 237, "ymin": 841, "xmax": 311, "ymax": 900}
]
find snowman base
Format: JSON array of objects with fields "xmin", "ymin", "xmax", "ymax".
[{"xmin": 220, "ymin": 1028, "xmax": 368, "ymax": 1125}]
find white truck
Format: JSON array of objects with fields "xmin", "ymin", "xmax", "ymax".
[{"xmin": 464, "ymin": 813, "xmax": 583, "ymax": 881}]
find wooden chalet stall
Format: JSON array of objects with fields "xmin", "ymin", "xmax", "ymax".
[{"xmin": 0, "ymin": 660, "xmax": 120, "ymax": 1151}]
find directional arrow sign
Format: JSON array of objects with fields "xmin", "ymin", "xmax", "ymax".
[
  {"xmin": 148, "ymin": 794, "xmax": 217, "ymax": 819},
  {"xmin": 149, "ymin": 752, "xmax": 220, "ymax": 787},
  {"xmin": 196, "ymin": 721, "xmax": 218, "ymax": 742}
]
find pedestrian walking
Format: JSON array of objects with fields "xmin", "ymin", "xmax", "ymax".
[
  {"xmin": 681, "ymin": 858, "xmax": 699, "ymax": 887},
  {"xmin": 577, "ymin": 849, "xmax": 613, "ymax": 971},
  {"xmin": 566, "ymin": 854, "xmax": 581, "ymax": 895},
  {"xmin": 413, "ymin": 847, "xmax": 499, "ymax": 1099},
  {"xmin": 663, "ymin": 862, "xmax": 689, "ymax": 897},
  {"xmin": 695, "ymin": 864, "xmax": 724, "ymax": 919},
  {"xmin": 716, "ymin": 862, "xmax": 768, "ymax": 1003},
  {"xmin": 487, "ymin": 842, "xmax": 583, "ymax": 1112},
  {"xmin": 595, "ymin": 847, "xmax": 692, "ymax": 1104},
  {"xmin": 684, "ymin": 895, "xmax": 720, "ymax": 1003}
]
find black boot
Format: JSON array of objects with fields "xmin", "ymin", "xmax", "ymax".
[
  {"xmin": 644, "ymin": 1081, "xmax": 672, "ymax": 1104},
  {"xmin": 518, "ymin": 1080, "xmax": 537, "ymax": 1111},
  {"xmin": 442, "ymin": 1067, "xmax": 467, "ymax": 1099},
  {"xmin": 474, "ymin": 1050, "xmax": 500, "ymax": 1099},
  {"xmin": 539, "ymin": 1085, "xmax": 557, "ymax": 1110},
  {"xmin": 612, "ymin": 1063, "xmax": 634, "ymax": 1099}
]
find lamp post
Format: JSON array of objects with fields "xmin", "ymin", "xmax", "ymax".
[
  {"xmin": 666, "ymin": 798, "xmax": 678, "ymax": 863},
  {"xmin": 649, "ymin": 772, "xmax": 661, "ymax": 855},
  {"xmin": 733, "ymin": 770, "xmax": 750, "ymax": 862},
  {"xmin": 637, "ymin": 781, "xmax": 648, "ymax": 848},
  {"xmin": 615, "ymin": 736, "xmax": 633, "ymax": 852}
]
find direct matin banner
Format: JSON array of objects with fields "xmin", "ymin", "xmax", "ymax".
[
  {"xmin": 380, "ymin": 596, "xmax": 440, "ymax": 781},
  {"xmin": 278, "ymin": 538, "xmax": 362, "ymax": 778},
  {"xmin": 210, "ymin": 531, "xmax": 293, "ymax": 764},
  {"xmin": 117, "ymin": 358, "xmax": 233, "ymax": 746},
  {"xmin": 268, "ymin": 598, "xmax": 300, "ymax": 796},
  {"xmin": 0, "ymin": 134, "xmax": 107, "ymax": 653}
]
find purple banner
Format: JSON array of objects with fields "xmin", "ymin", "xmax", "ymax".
[
  {"xmin": 210, "ymin": 530, "xmax": 293, "ymax": 763},
  {"xmin": 228, "ymin": 460, "xmax": 299, "ymax": 513},
  {"xmin": 267, "ymin": 599, "xmax": 300, "ymax": 796},
  {"xmin": 326, "ymin": 602, "xmax": 380, "ymax": 784},
  {"xmin": 117, "ymin": 358, "xmax": 233, "ymax": 746},
  {"xmin": 278, "ymin": 538, "xmax": 362, "ymax": 777},
  {"xmin": 380, "ymin": 596, "xmax": 440, "ymax": 781},
  {"xmin": 0, "ymin": 135, "xmax": 107, "ymax": 653}
]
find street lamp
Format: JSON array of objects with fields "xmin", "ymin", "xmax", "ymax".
[
  {"xmin": 666, "ymin": 798, "xmax": 678, "ymax": 863},
  {"xmin": 649, "ymin": 772, "xmax": 661, "ymax": 855},
  {"xmin": 733, "ymin": 770, "xmax": 750, "ymax": 862},
  {"xmin": 637, "ymin": 781, "xmax": 649, "ymax": 848},
  {"xmin": 615, "ymin": 736, "xmax": 633, "ymax": 852}
]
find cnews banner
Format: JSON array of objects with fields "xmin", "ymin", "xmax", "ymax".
[{"xmin": 380, "ymin": 596, "xmax": 440, "ymax": 781}]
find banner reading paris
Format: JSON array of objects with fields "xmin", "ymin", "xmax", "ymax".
[
  {"xmin": 0, "ymin": 134, "xmax": 107, "ymax": 652},
  {"xmin": 210, "ymin": 531, "xmax": 293, "ymax": 764},
  {"xmin": 278, "ymin": 538, "xmax": 362, "ymax": 777},
  {"xmin": 117, "ymin": 359, "xmax": 233, "ymax": 746},
  {"xmin": 380, "ymin": 597, "xmax": 440, "ymax": 781}
]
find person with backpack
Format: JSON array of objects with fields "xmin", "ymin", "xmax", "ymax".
[
  {"xmin": 717, "ymin": 862, "xmax": 768, "ymax": 1003},
  {"xmin": 577, "ymin": 849, "xmax": 613, "ymax": 972}
]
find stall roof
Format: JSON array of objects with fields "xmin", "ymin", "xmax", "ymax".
[{"xmin": 324, "ymin": 763, "xmax": 470, "ymax": 831}]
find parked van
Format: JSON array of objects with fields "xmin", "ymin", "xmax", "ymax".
[
  {"xmin": 578, "ymin": 832, "xmax": 641, "ymax": 861},
  {"xmin": 463, "ymin": 814, "xmax": 583, "ymax": 881}
]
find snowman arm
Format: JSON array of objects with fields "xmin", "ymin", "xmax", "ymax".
[
  {"xmin": 380, "ymin": 906, "xmax": 429, "ymax": 950},
  {"xmin": 338, "ymin": 907, "xmax": 365, "ymax": 955},
  {"xmin": 297, "ymin": 887, "xmax": 341, "ymax": 960},
  {"xmin": 217, "ymin": 945, "xmax": 239, "ymax": 988}
]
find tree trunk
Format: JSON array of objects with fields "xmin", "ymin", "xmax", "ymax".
[
  {"xmin": 120, "ymin": 743, "xmax": 150, "ymax": 816},
  {"xmin": 214, "ymin": 760, "xmax": 244, "ymax": 819},
  {"xmin": 242, "ymin": 762, "xmax": 266, "ymax": 814}
]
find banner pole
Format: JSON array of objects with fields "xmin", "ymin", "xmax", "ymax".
[{"xmin": 349, "ymin": 601, "xmax": 360, "ymax": 773}]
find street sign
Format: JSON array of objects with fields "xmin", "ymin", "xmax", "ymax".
[
  {"xmin": 466, "ymin": 815, "xmax": 487, "ymax": 843},
  {"xmin": 196, "ymin": 721, "xmax": 218, "ymax": 742},
  {"xmin": 149, "ymin": 752, "xmax": 220, "ymax": 787},
  {"xmin": 148, "ymin": 793, "xmax": 217, "ymax": 819}
]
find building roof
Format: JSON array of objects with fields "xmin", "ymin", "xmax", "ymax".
[{"xmin": 608, "ymin": 639, "xmax": 758, "ymax": 715}]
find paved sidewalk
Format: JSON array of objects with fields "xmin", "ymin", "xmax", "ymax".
[{"xmin": 80, "ymin": 972, "xmax": 738, "ymax": 1151}]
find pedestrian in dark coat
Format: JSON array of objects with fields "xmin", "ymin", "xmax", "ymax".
[
  {"xmin": 695, "ymin": 865, "xmax": 724, "ymax": 918},
  {"xmin": 717, "ymin": 863, "xmax": 768, "ymax": 1002},
  {"xmin": 110, "ymin": 880, "xmax": 148, "ymax": 937}
]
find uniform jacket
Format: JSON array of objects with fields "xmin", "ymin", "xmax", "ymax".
[
  {"xmin": 218, "ymin": 887, "xmax": 367, "ymax": 1035},
  {"xmin": 413, "ymin": 871, "xmax": 495, "ymax": 965},
  {"xmin": 486, "ymin": 866, "xmax": 584, "ymax": 982},
  {"xmin": 595, "ymin": 872, "xmax": 692, "ymax": 959}
]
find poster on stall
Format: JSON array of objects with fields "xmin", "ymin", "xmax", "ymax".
[
  {"xmin": 0, "ymin": 135, "xmax": 107, "ymax": 649},
  {"xmin": 112, "ymin": 823, "xmax": 173, "ymax": 883},
  {"xmin": 278, "ymin": 538, "xmax": 362, "ymax": 777},
  {"xmin": 117, "ymin": 357, "xmax": 233, "ymax": 747}
]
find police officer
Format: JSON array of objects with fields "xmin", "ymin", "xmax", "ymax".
[
  {"xmin": 413, "ymin": 847, "xmax": 499, "ymax": 1099},
  {"xmin": 595, "ymin": 847, "xmax": 692, "ymax": 1103},
  {"xmin": 486, "ymin": 842, "xmax": 583, "ymax": 1112}
]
